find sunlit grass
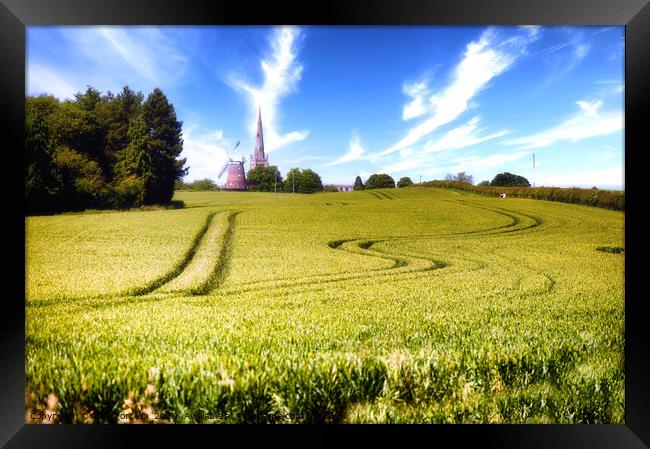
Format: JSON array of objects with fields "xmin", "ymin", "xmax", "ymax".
[{"xmin": 25, "ymin": 188, "xmax": 624, "ymax": 423}]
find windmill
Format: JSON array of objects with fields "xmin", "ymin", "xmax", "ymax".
[{"xmin": 218, "ymin": 140, "xmax": 247, "ymax": 190}]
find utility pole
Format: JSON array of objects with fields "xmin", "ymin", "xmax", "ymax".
[
  {"xmin": 419, "ymin": 175, "xmax": 422, "ymax": 184},
  {"xmin": 533, "ymin": 153, "xmax": 536, "ymax": 188},
  {"xmin": 292, "ymin": 170, "xmax": 295, "ymax": 194},
  {"xmin": 274, "ymin": 166, "xmax": 277, "ymax": 196}
]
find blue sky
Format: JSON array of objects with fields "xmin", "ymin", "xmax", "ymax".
[{"xmin": 27, "ymin": 26, "xmax": 624, "ymax": 189}]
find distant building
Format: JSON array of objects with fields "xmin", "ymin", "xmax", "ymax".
[
  {"xmin": 335, "ymin": 184, "xmax": 354, "ymax": 192},
  {"xmin": 250, "ymin": 107, "xmax": 269, "ymax": 170}
]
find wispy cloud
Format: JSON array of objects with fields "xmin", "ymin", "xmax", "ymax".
[
  {"xmin": 321, "ymin": 134, "xmax": 366, "ymax": 167},
  {"xmin": 64, "ymin": 27, "xmax": 190, "ymax": 87},
  {"xmin": 378, "ymin": 27, "xmax": 539, "ymax": 158},
  {"xmin": 379, "ymin": 117, "xmax": 510, "ymax": 174},
  {"xmin": 27, "ymin": 64, "xmax": 79, "ymax": 100},
  {"xmin": 421, "ymin": 117, "xmax": 509, "ymax": 153},
  {"xmin": 28, "ymin": 27, "xmax": 192, "ymax": 100},
  {"xmin": 506, "ymin": 99, "xmax": 623, "ymax": 149},
  {"xmin": 226, "ymin": 26, "xmax": 309, "ymax": 153},
  {"xmin": 182, "ymin": 125, "xmax": 232, "ymax": 182}
]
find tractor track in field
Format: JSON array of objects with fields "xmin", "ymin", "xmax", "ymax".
[
  {"xmin": 26, "ymin": 209, "xmax": 241, "ymax": 307},
  {"xmin": 149, "ymin": 210, "xmax": 240, "ymax": 296},
  {"xmin": 27, "ymin": 197, "xmax": 556, "ymax": 307},
  {"xmin": 218, "ymin": 198, "xmax": 552, "ymax": 296}
]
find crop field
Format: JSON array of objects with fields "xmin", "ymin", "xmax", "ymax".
[{"xmin": 25, "ymin": 188, "xmax": 625, "ymax": 423}]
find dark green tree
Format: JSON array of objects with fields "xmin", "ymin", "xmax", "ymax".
[
  {"xmin": 477, "ymin": 180, "xmax": 490, "ymax": 186},
  {"xmin": 53, "ymin": 146, "xmax": 106, "ymax": 209},
  {"xmin": 365, "ymin": 173, "xmax": 395, "ymax": 189},
  {"xmin": 396, "ymin": 176, "xmax": 413, "ymax": 188},
  {"xmin": 25, "ymin": 97, "xmax": 62, "ymax": 213},
  {"xmin": 353, "ymin": 175, "xmax": 364, "ymax": 190},
  {"xmin": 283, "ymin": 168, "xmax": 300, "ymax": 193},
  {"xmin": 97, "ymin": 86, "xmax": 144, "ymax": 173},
  {"xmin": 323, "ymin": 185, "xmax": 339, "ymax": 192},
  {"xmin": 142, "ymin": 88, "xmax": 187, "ymax": 204},
  {"xmin": 282, "ymin": 168, "xmax": 323, "ymax": 194},
  {"xmin": 490, "ymin": 172, "xmax": 531, "ymax": 187},
  {"xmin": 26, "ymin": 86, "xmax": 188, "ymax": 212},
  {"xmin": 246, "ymin": 165, "xmax": 283, "ymax": 192},
  {"xmin": 297, "ymin": 169, "xmax": 323, "ymax": 193},
  {"xmin": 113, "ymin": 116, "xmax": 155, "ymax": 206}
]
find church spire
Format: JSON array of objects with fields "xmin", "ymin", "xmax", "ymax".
[
  {"xmin": 250, "ymin": 106, "xmax": 269, "ymax": 169},
  {"xmin": 255, "ymin": 106, "xmax": 265, "ymax": 158}
]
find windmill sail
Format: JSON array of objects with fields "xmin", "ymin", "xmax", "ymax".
[{"xmin": 218, "ymin": 161, "xmax": 229, "ymax": 179}]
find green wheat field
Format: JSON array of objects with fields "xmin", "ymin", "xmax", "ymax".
[{"xmin": 25, "ymin": 187, "xmax": 625, "ymax": 423}]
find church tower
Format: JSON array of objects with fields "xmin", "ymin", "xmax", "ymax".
[{"xmin": 250, "ymin": 107, "xmax": 269, "ymax": 170}]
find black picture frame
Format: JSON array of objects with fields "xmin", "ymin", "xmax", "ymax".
[{"xmin": 2, "ymin": 0, "xmax": 648, "ymax": 447}]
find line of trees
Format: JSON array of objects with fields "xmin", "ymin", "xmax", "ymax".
[
  {"xmin": 26, "ymin": 86, "xmax": 187, "ymax": 214},
  {"xmin": 175, "ymin": 178, "xmax": 220, "ymax": 191},
  {"xmin": 352, "ymin": 173, "xmax": 397, "ymax": 190},
  {"xmin": 245, "ymin": 166, "xmax": 324, "ymax": 194},
  {"xmin": 417, "ymin": 180, "xmax": 624, "ymax": 210}
]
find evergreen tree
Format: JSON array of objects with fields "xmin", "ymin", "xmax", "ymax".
[
  {"xmin": 353, "ymin": 175, "xmax": 364, "ymax": 190},
  {"xmin": 142, "ymin": 88, "xmax": 187, "ymax": 204},
  {"xmin": 113, "ymin": 116, "xmax": 155, "ymax": 206}
]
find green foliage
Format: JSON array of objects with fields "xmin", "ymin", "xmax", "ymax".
[
  {"xmin": 416, "ymin": 180, "xmax": 624, "ymax": 211},
  {"xmin": 53, "ymin": 146, "xmax": 106, "ymax": 209},
  {"xmin": 299, "ymin": 169, "xmax": 324, "ymax": 193},
  {"xmin": 26, "ymin": 189, "xmax": 624, "ymax": 423},
  {"xmin": 365, "ymin": 173, "xmax": 395, "ymax": 189},
  {"xmin": 142, "ymin": 88, "xmax": 188, "ymax": 204},
  {"xmin": 25, "ymin": 85, "xmax": 186, "ymax": 213},
  {"xmin": 396, "ymin": 177, "xmax": 413, "ymax": 188},
  {"xmin": 246, "ymin": 166, "xmax": 283, "ymax": 192},
  {"xmin": 25, "ymin": 97, "xmax": 62, "ymax": 213},
  {"xmin": 323, "ymin": 185, "xmax": 340, "ymax": 192},
  {"xmin": 179, "ymin": 178, "xmax": 220, "ymax": 191},
  {"xmin": 282, "ymin": 168, "xmax": 323, "ymax": 194},
  {"xmin": 354, "ymin": 176, "xmax": 365, "ymax": 191},
  {"xmin": 477, "ymin": 180, "xmax": 490, "ymax": 186},
  {"xmin": 491, "ymin": 172, "xmax": 531, "ymax": 187}
]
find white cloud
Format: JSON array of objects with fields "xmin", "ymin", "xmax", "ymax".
[
  {"xmin": 379, "ymin": 27, "xmax": 537, "ymax": 157},
  {"xmin": 506, "ymin": 100, "xmax": 623, "ymax": 149},
  {"xmin": 379, "ymin": 117, "xmax": 509, "ymax": 174},
  {"xmin": 421, "ymin": 117, "xmax": 509, "ymax": 153},
  {"xmin": 321, "ymin": 134, "xmax": 366, "ymax": 167},
  {"xmin": 28, "ymin": 27, "xmax": 193, "ymax": 101},
  {"xmin": 402, "ymin": 79, "xmax": 430, "ymax": 120},
  {"xmin": 226, "ymin": 26, "xmax": 309, "ymax": 153},
  {"xmin": 63, "ymin": 27, "xmax": 190, "ymax": 88},
  {"xmin": 27, "ymin": 64, "xmax": 78, "ymax": 100},
  {"xmin": 181, "ymin": 125, "xmax": 232, "ymax": 183}
]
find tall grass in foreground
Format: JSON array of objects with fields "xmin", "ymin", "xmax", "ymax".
[{"xmin": 25, "ymin": 188, "xmax": 624, "ymax": 423}]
